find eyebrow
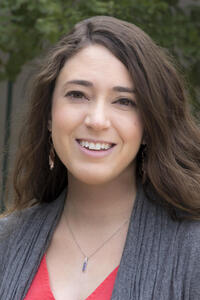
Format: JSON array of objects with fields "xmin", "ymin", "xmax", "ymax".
[{"xmin": 64, "ymin": 80, "xmax": 136, "ymax": 93}]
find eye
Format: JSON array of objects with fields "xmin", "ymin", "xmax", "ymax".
[
  {"xmin": 115, "ymin": 98, "xmax": 137, "ymax": 107},
  {"xmin": 65, "ymin": 90, "xmax": 87, "ymax": 100}
]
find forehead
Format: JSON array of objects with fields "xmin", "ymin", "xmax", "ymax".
[{"xmin": 55, "ymin": 44, "xmax": 134, "ymax": 89}]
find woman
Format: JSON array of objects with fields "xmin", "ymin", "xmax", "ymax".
[{"xmin": 0, "ymin": 15, "xmax": 200, "ymax": 300}]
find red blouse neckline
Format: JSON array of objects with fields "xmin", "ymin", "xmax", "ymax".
[{"xmin": 25, "ymin": 254, "xmax": 119, "ymax": 300}]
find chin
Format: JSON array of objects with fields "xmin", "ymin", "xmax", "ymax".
[
  {"xmin": 70, "ymin": 169, "xmax": 116, "ymax": 185},
  {"xmin": 79, "ymin": 175, "xmax": 113, "ymax": 185}
]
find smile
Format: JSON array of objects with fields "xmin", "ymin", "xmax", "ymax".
[
  {"xmin": 77, "ymin": 139, "xmax": 114, "ymax": 151},
  {"xmin": 76, "ymin": 139, "xmax": 116, "ymax": 157}
]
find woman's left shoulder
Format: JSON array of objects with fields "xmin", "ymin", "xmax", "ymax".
[
  {"xmin": 180, "ymin": 218, "xmax": 200, "ymax": 245},
  {"xmin": 180, "ymin": 219, "xmax": 200, "ymax": 298}
]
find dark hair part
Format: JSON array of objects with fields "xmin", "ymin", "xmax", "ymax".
[{"xmin": 6, "ymin": 16, "xmax": 200, "ymax": 219}]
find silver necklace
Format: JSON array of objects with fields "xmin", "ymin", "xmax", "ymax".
[{"xmin": 65, "ymin": 215, "xmax": 129, "ymax": 273}]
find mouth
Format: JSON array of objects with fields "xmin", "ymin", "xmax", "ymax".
[{"xmin": 76, "ymin": 139, "xmax": 116, "ymax": 151}]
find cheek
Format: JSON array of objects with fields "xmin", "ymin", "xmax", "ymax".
[
  {"xmin": 51, "ymin": 101, "xmax": 83, "ymax": 133},
  {"xmin": 129, "ymin": 119, "xmax": 143, "ymax": 141},
  {"xmin": 114, "ymin": 113, "xmax": 143, "ymax": 144}
]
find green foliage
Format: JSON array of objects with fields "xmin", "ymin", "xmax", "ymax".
[{"xmin": 0, "ymin": 0, "xmax": 199, "ymax": 115}]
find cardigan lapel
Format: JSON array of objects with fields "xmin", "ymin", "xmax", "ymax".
[{"xmin": 111, "ymin": 183, "xmax": 145, "ymax": 300}]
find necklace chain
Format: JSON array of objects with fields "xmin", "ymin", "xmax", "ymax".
[{"xmin": 65, "ymin": 215, "xmax": 129, "ymax": 272}]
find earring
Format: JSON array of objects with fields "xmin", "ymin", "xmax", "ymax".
[
  {"xmin": 141, "ymin": 144, "xmax": 147, "ymax": 183},
  {"xmin": 49, "ymin": 135, "xmax": 55, "ymax": 170}
]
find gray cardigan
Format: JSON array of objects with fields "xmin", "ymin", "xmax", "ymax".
[{"xmin": 0, "ymin": 184, "xmax": 200, "ymax": 300}]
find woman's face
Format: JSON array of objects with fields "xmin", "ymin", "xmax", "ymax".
[{"xmin": 51, "ymin": 44, "xmax": 143, "ymax": 185}]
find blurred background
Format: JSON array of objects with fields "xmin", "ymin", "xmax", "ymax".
[{"xmin": 0, "ymin": 0, "xmax": 199, "ymax": 209}]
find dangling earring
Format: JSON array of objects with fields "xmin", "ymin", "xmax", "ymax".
[
  {"xmin": 49, "ymin": 135, "xmax": 55, "ymax": 170},
  {"xmin": 141, "ymin": 144, "xmax": 147, "ymax": 183}
]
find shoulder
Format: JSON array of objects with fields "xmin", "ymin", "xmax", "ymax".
[
  {"xmin": 179, "ymin": 219, "xmax": 200, "ymax": 259},
  {"xmin": 182, "ymin": 218, "xmax": 200, "ymax": 240},
  {"xmin": 154, "ymin": 200, "xmax": 200, "ymax": 296},
  {"xmin": 0, "ymin": 188, "xmax": 66, "ymax": 248},
  {"xmin": 0, "ymin": 204, "xmax": 41, "ymax": 243},
  {"xmin": 180, "ymin": 220, "xmax": 200, "ymax": 298},
  {"xmin": 0, "ymin": 188, "xmax": 66, "ymax": 234},
  {"xmin": 144, "ymin": 183, "xmax": 200, "ymax": 247},
  {"xmin": 176, "ymin": 219, "xmax": 200, "ymax": 263},
  {"xmin": 144, "ymin": 184, "xmax": 200, "ymax": 264},
  {"xmin": 0, "ymin": 204, "xmax": 42, "ymax": 277}
]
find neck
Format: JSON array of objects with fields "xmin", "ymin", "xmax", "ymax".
[{"xmin": 63, "ymin": 169, "xmax": 137, "ymax": 229}]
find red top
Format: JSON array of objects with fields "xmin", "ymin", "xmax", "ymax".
[{"xmin": 25, "ymin": 254, "xmax": 119, "ymax": 300}]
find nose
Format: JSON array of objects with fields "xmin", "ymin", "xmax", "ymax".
[{"xmin": 84, "ymin": 100, "xmax": 111, "ymax": 131}]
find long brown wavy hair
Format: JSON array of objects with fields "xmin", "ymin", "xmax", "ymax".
[{"xmin": 4, "ymin": 16, "xmax": 200, "ymax": 220}]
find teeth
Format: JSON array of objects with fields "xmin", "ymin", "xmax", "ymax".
[
  {"xmin": 96, "ymin": 143, "xmax": 101, "ymax": 150},
  {"xmin": 79, "ymin": 140, "xmax": 112, "ymax": 150},
  {"xmin": 90, "ymin": 143, "xmax": 95, "ymax": 149}
]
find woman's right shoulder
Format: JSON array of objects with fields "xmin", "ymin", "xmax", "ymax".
[
  {"xmin": 0, "ymin": 189, "xmax": 66, "ymax": 253},
  {"xmin": 0, "ymin": 204, "xmax": 41, "ymax": 244}
]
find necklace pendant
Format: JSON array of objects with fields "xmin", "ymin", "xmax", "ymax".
[{"xmin": 82, "ymin": 257, "xmax": 88, "ymax": 272}]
